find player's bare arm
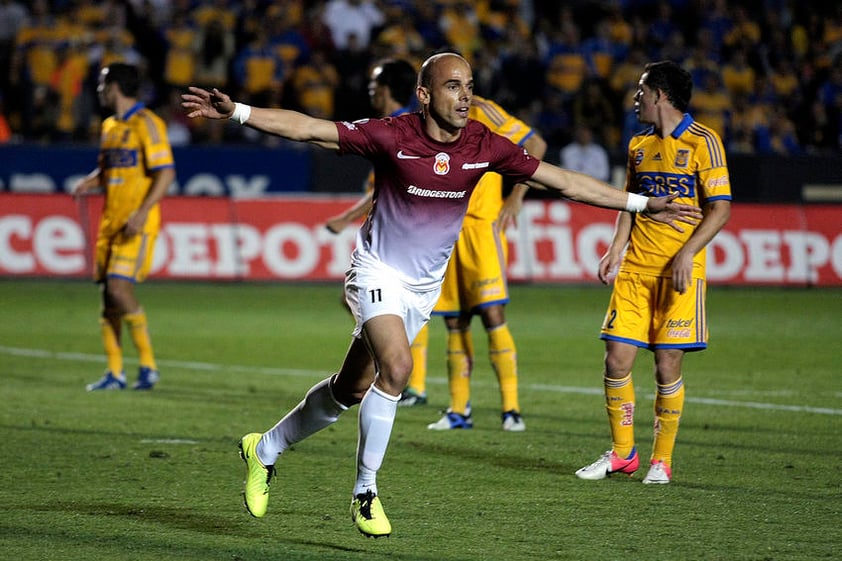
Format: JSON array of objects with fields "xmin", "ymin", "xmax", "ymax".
[
  {"xmin": 71, "ymin": 170, "xmax": 102, "ymax": 200},
  {"xmin": 671, "ymin": 199, "xmax": 731, "ymax": 293},
  {"xmin": 326, "ymin": 191, "xmax": 374, "ymax": 234},
  {"xmin": 598, "ymin": 211, "xmax": 633, "ymax": 284},
  {"xmin": 125, "ymin": 167, "xmax": 176, "ymax": 236},
  {"xmin": 181, "ymin": 87, "xmax": 341, "ymax": 150},
  {"xmin": 528, "ymin": 161, "xmax": 702, "ymax": 230}
]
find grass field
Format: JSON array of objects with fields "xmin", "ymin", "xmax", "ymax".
[{"xmin": 1, "ymin": 279, "xmax": 840, "ymax": 561}]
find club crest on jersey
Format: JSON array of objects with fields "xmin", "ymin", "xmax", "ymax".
[
  {"xmin": 674, "ymin": 149, "xmax": 690, "ymax": 168},
  {"xmin": 634, "ymin": 149, "xmax": 645, "ymax": 166},
  {"xmin": 434, "ymin": 152, "xmax": 450, "ymax": 175}
]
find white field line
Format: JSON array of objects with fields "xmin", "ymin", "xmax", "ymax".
[{"xmin": 3, "ymin": 346, "xmax": 840, "ymax": 416}]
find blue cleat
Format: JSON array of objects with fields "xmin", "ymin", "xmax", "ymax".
[
  {"xmin": 132, "ymin": 366, "xmax": 160, "ymax": 390},
  {"xmin": 427, "ymin": 410, "xmax": 473, "ymax": 430},
  {"xmin": 501, "ymin": 410, "xmax": 526, "ymax": 432},
  {"xmin": 86, "ymin": 371, "xmax": 126, "ymax": 391}
]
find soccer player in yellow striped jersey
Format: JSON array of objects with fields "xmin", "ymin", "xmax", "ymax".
[
  {"xmin": 73, "ymin": 63, "xmax": 175, "ymax": 392},
  {"xmin": 422, "ymin": 95, "xmax": 547, "ymax": 432},
  {"xmin": 576, "ymin": 60, "xmax": 731, "ymax": 484}
]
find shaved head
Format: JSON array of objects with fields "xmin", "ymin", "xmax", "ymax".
[{"xmin": 418, "ymin": 53, "xmax": 470, "ymax": 89}]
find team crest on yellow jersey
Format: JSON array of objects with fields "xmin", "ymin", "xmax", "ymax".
[
  {"xmin": 634, "ymin": 149, "xmax": 644, "ymax": 166},
  {"xmin": 675, "ymin": 149, "xmax": 690, "ymax": 168},
  {"xmin": 434, "ymin": 152, "xmax": 450, "ymax": 175}
]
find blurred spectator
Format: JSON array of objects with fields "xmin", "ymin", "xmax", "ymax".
[
  {"xmin": 604, "ymin": 1, "xmax": 633, "ymax": 53},
  {"xmin": 698, "ymin": 0, "xmax": 733, "ymax": 54},
  {"xmin": 232, "ymin": 27, "xmax": 286, "ymax": 109},
  {"xmin": 685, "ymin": 33, "xmax": 720, "ymax": 86},
  {"xmin": 192, "ymin": 0, "xmax": 237, "ymax": 31},
  {"xmin": 690, "ymin": 70, "xmax": 731, "ymax": 140},
  {"xmin": 373, "ymin": 2, "xmax": 426, "ymax": 61},
  {"xmin": 582, "ymin": 19, "xmax": 621, "ymax": 81},
  {"xmin": 268, "ymin": 7, "xmax": 311, "ymax": 70},
  {"xmin": 195, "ymin": 17, "xmax": 235, "ymax": 89},
  {"xmin": 721, "ymin": 46, "xmax": 756, "ymax": 98},
  {"xmin": 438, "ymin": 1, "xmax": 483, "ymax": 63},
  {"xmin": 756, "ymin": 105, "xmax": 802, "ymax": 155},
  {"xmin": 768, "ymin": 56, "xmax": 801, "ymax": 105},
  {"xmin": 723, "ymin": 5, "xmax": 762, "ymax": 53},
  {"xmin": 330, "ymin": 33, "xmax": 372, "ymax": 120},
  {"xmin": 647, "ymin": 1, "xmax": 680, "ymax": 58},
  {"xmin": 288, "ymin": 49, "xmax": 340, "ymax": 119},
  {"xmin": 530, "ymin": 91, "xmax": 570, "ymax": 149},
  {"xmin": 541, "ymin": 10, "xmax": 586, "ymax": 103},
  {"xmin": 560, "ymin": 124, "xmax": 610, "ymax": 182},
  {"xmin": 162, "ymin": 11, "xmax": 198, "ymax": 93},
  {"xmin": 94, "ymin": 25, "xmax": 143, "ymax": 70},
  {"xmin": 609, "ymin": 45, "xmax": 647, "ymax": 102},
  {"xmin": 413, "ymin": 2, "xmax": 446, "ymax": 49},
  {"xmin": 659, "ymin": 29, "xmax": 689, "ymax": 66},
  {"xmin": 801, "ymin": 98, "xmax": 839, "ymax": 154},
  {"xmin": 321, "ymin": 0, "xmax": 385, "ymax": 50},
  {"xmin": 727, "ymin": 92, "xmax": 764, "ymax": 153},
  {"xmin": 161, "ymin": 89, "xmax": 193, "ymax": 146},
  {"xmin": 498, "ymin": 29, "xmax": 544, "ymax": 113},
  {"xmin": 571, "ymin": 78, "xmax": 617, "ymax": 149},
  {"xmin": 49, "ymin": 39, "xmax": 92, "ymax": 141},
  {"xmin": 0, "ymin": 0, "xmax": 28, "ymax": 105}
]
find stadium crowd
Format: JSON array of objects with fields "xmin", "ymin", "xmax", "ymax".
[{"xmin": 1, "ymin": 0, "xmax": 841, "ymax": 157}]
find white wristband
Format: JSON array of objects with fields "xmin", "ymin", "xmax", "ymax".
[
  {"xmin": 625, "ymin": 193, "xmax": 648, "ymax": 213},
  {"xmin": 229, "ymin": 102, "xmax": 251, "ymax": 125}
]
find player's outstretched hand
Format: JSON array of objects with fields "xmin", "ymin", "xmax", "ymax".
[
  {"xmin": 644, "ymin": 193, "xmax": 703, "ymax": 232},
  {"xmin": 181, "ymin": 87, "xmax": 235, "ymax": 120}
]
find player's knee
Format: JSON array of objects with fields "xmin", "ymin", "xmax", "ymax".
[{"xmin": 604, "ymin": 355, "xmax": 633, "ymax": 378}]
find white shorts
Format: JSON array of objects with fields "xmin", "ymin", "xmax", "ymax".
[{"xmin": 344, "ymin": 251, "xmax": 439, "ymax": 343}]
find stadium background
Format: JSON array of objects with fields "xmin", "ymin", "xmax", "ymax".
[{"xmin": 1, "ymin": 0, "xmax": 841, "ymax": 284}]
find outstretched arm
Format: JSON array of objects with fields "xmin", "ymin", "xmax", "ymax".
[
  {"xmin": 181, "ymin": 87, "xmax": 341, "ymax": 150},
  {"xmin": 528, "ymin": 161, "xmax": 702, "ymax": 231}
]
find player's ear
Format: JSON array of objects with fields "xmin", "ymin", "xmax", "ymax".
[{"xmin": 416, "ymin": 85, "xmax": 430, "ymax": 106}]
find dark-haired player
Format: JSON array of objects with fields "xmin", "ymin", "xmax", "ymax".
[
  {"xmin": 575, "ymin": 60, "xmax": 731, "ymax": 484},
  {"xmin": 73, "ymin": 63, "xmax": 175, "ymax": 392}
]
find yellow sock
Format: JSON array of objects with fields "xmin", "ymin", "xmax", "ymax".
[
  {"xmin": 408, "ymin": 323, "xmax": 429, "ymax": 394},
  {"xmin": 488, "ymin": 324, "xmax": 519, "ymax": 413},
  {"xmin": 651, "ymin": 377, "xmax": 685, "ymax": 467},
  {"xmin": 605, "ymin": 373, "xmax": 635, "ymax": 458},
  {"xmin": 99, "ymin": 316, "xmax": 122, "ymax": 374},
  {"xmin": 124, "ymin": 308, "xmax": 156, "ymax": 369},
  {"xmin": 446, "ymin": 327, "xmax": 473, "ymax": 414}
]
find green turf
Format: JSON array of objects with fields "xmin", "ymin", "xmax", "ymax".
[{"xmin": 1, "ymin": 279, "xmax": 840, "ymax": 561}]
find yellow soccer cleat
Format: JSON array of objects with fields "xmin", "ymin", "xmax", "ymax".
[
  {"xmin": 238, "ymin": 433, "xmax": 275, "ymax": 517},
  {"xmin": 350, "ymin": 490, "xmax": 392, "ymax": 538}
]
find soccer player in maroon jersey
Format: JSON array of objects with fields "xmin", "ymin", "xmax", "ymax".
[{"xmin": 182, "ymin": 52, "xmax": 701, "ymax": 538}]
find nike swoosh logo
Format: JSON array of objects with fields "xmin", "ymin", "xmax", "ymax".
[{"xmin": 397, "ymin": 150, "xmax": 421, "ymax": 159}]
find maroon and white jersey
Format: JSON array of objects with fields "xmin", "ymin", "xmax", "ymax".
[{"xmin": 336, "ymin": 113, "xmax": 540, "ymax": 290}]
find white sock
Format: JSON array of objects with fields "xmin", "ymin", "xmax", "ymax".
[
  {"xmin": 258, "ymin": 377, "xmax": 347, "ymax": 466},
  {"xmin": 353, "ymin": 384, "xmax": 399, "ymax": 497}
]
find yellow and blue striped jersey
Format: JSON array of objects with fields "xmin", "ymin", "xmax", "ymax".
[
  {"xmin": 98, "ymin": 102, "xmax": 174, "ymax": 238},
  {"xmin": 467, "ymin": 95, "xmax": 537, "ymax": 223},
  {"xmin": 623, "ymin": 113, "xmax": 732, "ymax": 277}
]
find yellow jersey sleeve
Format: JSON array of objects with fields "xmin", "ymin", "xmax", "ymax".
[{"xmin": 466, "ymin": 95, "xmax": 536, "ymax": 222}]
